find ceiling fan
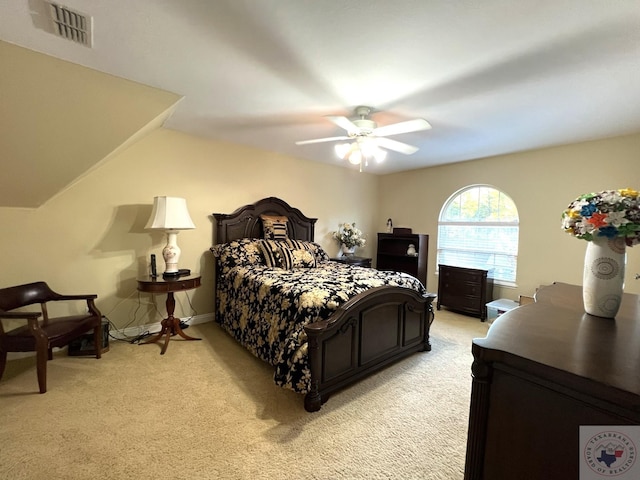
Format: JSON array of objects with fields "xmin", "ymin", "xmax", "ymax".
[{"xmin": 295, "ymin": 106, "xmax": 431, "ymax": 156}]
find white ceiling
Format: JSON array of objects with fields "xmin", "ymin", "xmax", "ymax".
[{"xmin": 2, "ymin": 0, "xmax": 640, "ymax": 177}]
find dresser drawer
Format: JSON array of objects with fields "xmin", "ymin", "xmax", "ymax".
[
  {"xmin": 453, "ymin": 294, "xmax": 483, "ymax": 310},
  {"xmin": 440, "ymin": 279, "xmax": 482, "ymax": 297},
  {"xmin": 444, "ymin": 270, "xmax": 483, "ymax": 283},
  {"xmin": 437, "ymin": 264, "xmax": 494, "ymax": 321},
  {"xmin": 460, "ymin": 280, "xmax": 482, "ymax": 296}
]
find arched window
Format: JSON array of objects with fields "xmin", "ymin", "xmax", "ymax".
[{"xmin": 437, "ymin": 185, "xmax": 519, "ymax": 285}]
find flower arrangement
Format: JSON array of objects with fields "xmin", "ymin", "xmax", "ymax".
[
  {"xmin": 561, "ymin": 188, "xmax": 640, "ymax": 246},
  {"xmin": 332, "ymin": 222, "xmax": 366, "ymax": 248}
]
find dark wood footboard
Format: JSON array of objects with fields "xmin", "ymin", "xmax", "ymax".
[{"xmin": 304, "ymin": 286, "xmax": 436, "ymax": 412}]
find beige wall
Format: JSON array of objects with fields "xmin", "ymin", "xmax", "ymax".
[
  {"xmin": 378, "ymin": 132, "xmax": 640, "ymax": 300},
  {"xmin": 2, "ymin": 128, "xmax": 639, "ymax": 331},
  {"xmin": 0, "ymin": 128, "xmax": 378, "ymax": 329}
]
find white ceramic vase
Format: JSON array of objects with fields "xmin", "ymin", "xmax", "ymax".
[
  {"xmin": 341, "ymin": 244, "xmax": 356, "ymax": 256},
  {"xmin": 582, "ymin": 236, "xmax": 626, "ymax": 318}
]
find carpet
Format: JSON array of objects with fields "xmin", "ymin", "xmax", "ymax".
[{"xmin": 0, "ymin": 309, "xmax": 489, "ymax": 480}]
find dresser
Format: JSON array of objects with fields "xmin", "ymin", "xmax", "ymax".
[
  {"xmin": 376, "ymin": 232, "xmax": 428, "ymax": 287},
  {"xmin": 437, "ymin": 265, "xmax": 493, "ymax": 321},
  {"xmin": 464, "ymin": 282, "xmax": 640, "ymax": 480}
]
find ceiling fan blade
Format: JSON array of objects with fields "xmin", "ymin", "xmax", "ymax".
[
  {"xmin": 295, "ymin": 136, "xmax": 350, "ymax": 145},
  {"xmin": 374, "ymin": 137, "xmax": 420, "ymax": 155},
  {"xmin": 373, "ymin": 118, "xmax": 431, "ymax": 137},
  {"xmin": 326, "ymin": 115, "xmax": 360, "ymax": 133}
]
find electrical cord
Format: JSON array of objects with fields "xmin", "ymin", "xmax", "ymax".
[
  {"xmin": 102, "ymin": 291, "xmax": 157, "ymax": 344},
  {"xmin": 179, "ymin": 290, "xmax": 198, "ymax": 329},
  {"xmin": 104, "ymin": 289, "xmax": 198, "ymax": 343}
]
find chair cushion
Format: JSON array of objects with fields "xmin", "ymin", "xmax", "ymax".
[{"xmin": 1, "ymin": 315, "xmax": 100, "ymax": 352}]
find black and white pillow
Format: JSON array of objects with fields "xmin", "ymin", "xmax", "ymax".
[
  {"xmin": 259, "ymin": 239, "xmax": 317, "ymax": 269},
  {"xmin": 260, "ymin": 214, "xmax": 289, "ymax": 241},
  {"xmin": 286, "ymin": 239, "xmax": 330, "ymax": 263},
  {"xmin": 258, "ymin": 239, "xmax": 283, "ymax": 268},
  {"xmin": 210, "ymin": 238, "xmax": 264, "ymax": 274}
]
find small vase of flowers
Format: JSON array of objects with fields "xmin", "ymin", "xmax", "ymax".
[
  {"xmin": 561, "ymin": 188, "xmax": 639, "ymax": 318},
  {"xmin": 332, "ymin": 222, "xmax": 366, "ymax": 256}
]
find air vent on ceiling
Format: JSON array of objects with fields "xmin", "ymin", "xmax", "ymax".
[{"xmin": 47, "ymin": 2, "xmax": 93, "ymax": 47}]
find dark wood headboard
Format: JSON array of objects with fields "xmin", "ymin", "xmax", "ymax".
[{"xmin": 212, "ymin": 197, "xmax": 317, "ymax": 244}]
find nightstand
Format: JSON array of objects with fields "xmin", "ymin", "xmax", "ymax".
[
  {"xmin": 137, "ymin": 274, "xmax": 201, "ymax": 354},
  {"xmin": 331, "ymin": 256, "xmax": 372, "ymax": 268}
]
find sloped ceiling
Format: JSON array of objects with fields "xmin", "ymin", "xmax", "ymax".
[
  {"xmin": 0, "ymin": 41, "xmax": 180, "ymax": 208},
  {"xmin": 1, "ymin": 0, "xmax": 640, "ymax": 208}
]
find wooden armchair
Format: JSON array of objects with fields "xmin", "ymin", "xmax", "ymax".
[{"xmin": 0, "ymin": 281, "xmax": 103, "ymax": 393}]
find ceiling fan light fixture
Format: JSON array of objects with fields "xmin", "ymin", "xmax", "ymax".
[
  {"xmin": 348, "ymin": 149, "xmax": 362, "ymax": 165},
  {"xmin": 298, "ymin": 106, "xmax": 429, "ymax": 168},
  {"xmin": 335, "ymin": 139, "xmax": 386, "ymax": 168},
  {"xmin": 334, "ymin": 143, "xmax": 351, "ymax": 159},
  {"xmin": 358, "ymin": 141, "xmax": 386, "ymax": 163}
]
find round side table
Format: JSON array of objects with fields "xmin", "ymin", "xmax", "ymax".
[{"xmin": 136, "ymin": 274, "xmax": 201, "ymax": 355}]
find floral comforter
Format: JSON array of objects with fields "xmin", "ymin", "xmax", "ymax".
[{"xmin": 213, "ymin": 239, "xmax": 426, "ymax": 394}]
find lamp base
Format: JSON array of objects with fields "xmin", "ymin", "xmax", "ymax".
[{"xmin": 162, "ymin": 269, "xmax": 191, "ymax": 278}]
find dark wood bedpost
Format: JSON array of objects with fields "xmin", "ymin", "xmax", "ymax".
[
  {"xmin": 304, "ymin": 323, "xmax": 324, "ymax": 412},
  {"xmin": 420, "ymin": 294, "xmax": 436, "ymax": 351},
  {"xmin": 463, "ymin": 349, "xmax": 492, "ymax": 480}
]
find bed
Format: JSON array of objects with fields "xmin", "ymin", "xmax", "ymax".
[{"xmin": 211, "ymin": 197, "xmax": 436, "ymax": 412}]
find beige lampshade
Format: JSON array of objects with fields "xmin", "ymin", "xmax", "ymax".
[{"xmin": 145, "ymin": 196, "xmax": 195, "ymax": 230}]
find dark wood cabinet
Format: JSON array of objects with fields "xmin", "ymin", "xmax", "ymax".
[
  {"xmin": 376, "ymin": 233, "xmax": 428, "ymax": 288},
  {"xmin": 464, "ymin": 282, "xmax": 640, "ymax": 480},
  {"xmin": 437, "ymin": 264, "xmax": 493, "ymax": 321}
]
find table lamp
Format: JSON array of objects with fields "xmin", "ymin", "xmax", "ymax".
[{"xmin": 145, "ymin": 196, "xmax": 195, "ymax": 276}]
